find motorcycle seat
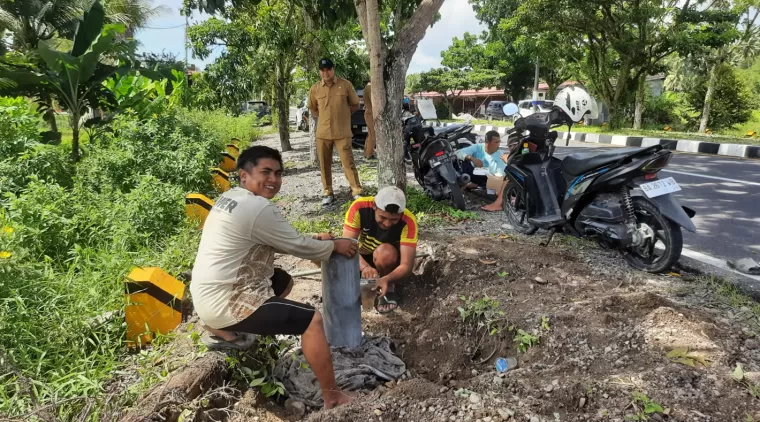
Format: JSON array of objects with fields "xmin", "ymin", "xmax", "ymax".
[
  {"xmin": 433, "ymin": 124, "xmax": 465, "ymax": 136},
  {"xmin": 562, "ymin": 147, "xmax": 643, "ymax": 176}
]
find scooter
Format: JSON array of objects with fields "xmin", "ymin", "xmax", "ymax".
[
  {"xmin": 500, "ymin": 98, "xmax": 696, "ymax": 273},
  {"xmin": 403, "ymin": 113, "xmax": 470, "ymax": 210}
]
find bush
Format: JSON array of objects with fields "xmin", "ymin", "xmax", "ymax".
[
  {"xmin": 687, "ymin": 64, "xmax": 753, "ymax": 129},
  {"xmin": 0, "ymin": 97, "xmax": 40, "ymax": 158},
  {"xmin": 435, "ymin": 101, "xmax": 451, "ymax": 120},
  {"xmin": 643, "ymin": 91, "xmax": 699, "ymax": 131},
  {"xmin": 183, "ymin": 108, "xmax": 262, "ymax": 147},
  {"xmin": 0, "ymin": 146, "xmax": 75, "ymax": 197}
]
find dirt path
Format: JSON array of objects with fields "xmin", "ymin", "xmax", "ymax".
[{"xmin": 118, "ymin": 132, "xmax": 760, "ymax": 422}]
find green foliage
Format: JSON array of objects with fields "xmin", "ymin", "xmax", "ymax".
[
  {"xmin": 513, "ymin": 329, "xmax": 540, "ymax": 353},
  {"xmin": 458, "ymin": 295, "xmax": 508, "ymax": 337},
  {"xmin": 405, "ymin": 187, "xmax": 478, "ymax": 223},
  {"xmin": 626, "ymin": 392, "xmax": 665, "ymax": 420},
  {"xmin": 686, "ymin": 64, "xmax": 753, "ymax": 129},
  {"xmin": 419, "ymin": 67, "xmax": 502, "ymax": 117},
  {"xmin": 643, "ymin": 91, "xmax": 699, "ymax": 130},
  {"xmin": 227, "ymin": 336, "xmax": 292, "ymax": 398},
  {"xmin": 0, "ymin": 97, "xmax": 40, "ymax": 157},
  {"xmin": 434, "ymin": 101, "xmax": 450, "ymax": 120}
]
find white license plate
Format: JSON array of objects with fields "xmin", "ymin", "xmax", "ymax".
[
  {"xmin": 362, "ymin": 126, "xmax": 368, "ymax": 133},
  {"xmin": 640, "ymin": 177, "xmax": 681, "ymax": 198}
]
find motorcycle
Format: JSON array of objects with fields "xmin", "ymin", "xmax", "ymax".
[
  {"xmin": 499, "ymin": 89, "xmax": 696, "ymax": 273},
  {"xmin": 403, "ymin": 112, "xmax": 471, "ymax": 210},
  {"xmin": 430, "ymin": 119, "xmax": 479, "ymax": 148},
  {"xmin": 296, "ymin": 99, "xmax": 309, "ymax": 131}
]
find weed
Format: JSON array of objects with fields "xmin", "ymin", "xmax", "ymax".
[
  {"xmin": 731, "ymin": 363, "xmax": 760, "ymax": 398},
  {"xmin": 625, "ymin": 392, "xmax": 665, "ymax": 420},
  {"xmin": 358, "ymin": 164, "xmax": 378, "ymax": 183},
  {"xmin": 458, "ymin": 295, "xmax": 510, "ymax": 355},
  {"xmin": 226, "ymin": 336, "xmax": 292, "ymax": 397},
  {"xmin": 498, "ymin": 271, "xmax": 509, "ymax": 277},
  {"xmin": 541, "ymin": 316, "xmax": 551, "ymax": 331},
  {"xmin": 695, "ymin": 275, "xmax": 760, "ymax": 330},
  {"xmin": 405, "ymin": 187, "xmax": 478, "ymax": 225},
  {"xmin": 291, "ymin": 213, "xmax": 342, "ymax": 235},
  {"xmin": 666, "ymin": 347, "xmax": 709, "ymax": 367},
  {"xmin": 513, "ymin": 329, "xmax": 540, "ymax": 353}
]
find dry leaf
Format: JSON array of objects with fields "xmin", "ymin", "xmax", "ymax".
[
  {"xmin": 732, "ymin": 363, "xmax": 745, "ymax": 382},
  {"xmin": 666, "ymin": 347, "xmax": 688, "ymax": 358},
  {"xmin": 675, "ymin": 358, "xmax": 696, "ymax": 367},
  {"xmin": 479, "ymin": 259, "xmax": 497, "ymax": 265},
  {"xmin": 686, "ymin": 353, "xmax": 709, "ymax": 367},
  {"xmin": 667, "ymin": 272, "xmax": 681, "ymax": 277}
]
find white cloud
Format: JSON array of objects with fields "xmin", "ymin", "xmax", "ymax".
[{"xmin": 407, "ymin": 0, "xmax": 486, "ymax": 75}]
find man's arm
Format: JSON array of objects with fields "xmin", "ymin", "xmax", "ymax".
[
  {"xmin": 307, "ymin": 86, "xmax": 319, "ymax": 118},
  {"xmin": 252, "ymin": 204, "xmax": 334, "ymax": 261},
  {"xmin": 456, "ymin": 144, "xmax": 483, "ymax": 167},
  {"xmin": 381, "ymin": 245, "xmax": 415, "ymax": 285},
  {"xmin": 348, "ymin": 83, "xmax": 360, "ymax": 113}
]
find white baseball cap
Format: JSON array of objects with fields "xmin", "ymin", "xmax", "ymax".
[{"xmin": 375, "ymin": 186, "xmax": 406, "ymax": 213}]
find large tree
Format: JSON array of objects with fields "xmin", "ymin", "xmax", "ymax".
[
  {"xmin": 189, "ymin": 0, "xmax": 444, "ymax": 190},
  {"xmin": 418, "ymin": 67, "xmax": 500, "ymax": 117}
]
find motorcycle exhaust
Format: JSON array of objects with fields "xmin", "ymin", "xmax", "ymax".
[{"xmin": 457, "ymin": 173, "xmax": 471, "ymax": 187}]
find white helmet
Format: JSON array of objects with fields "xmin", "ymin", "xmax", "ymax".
[{"xmin": 555, "ymin": 86, "xmax": 596, "ymax": 122}]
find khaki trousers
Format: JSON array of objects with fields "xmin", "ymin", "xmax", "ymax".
[
  {"xmin": 316, "ymin": 137, "xmax": 362, "ymax": 196},
  {"xmin": 363, "ymin": 113, "xmax": 376, "ymax": 158}
]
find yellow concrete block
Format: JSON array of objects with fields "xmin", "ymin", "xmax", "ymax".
[
  {"xmin": 220, "ymin": 152, "xmax": 237, "ymax": 172},
  {"xmin": 185, "ymin": 193, "xmax": 214, "ymax": 228},
  {"xmin": 211, "ymin": 168, "xmax": 231, "ymax": 192},
  {"xmin": 226, "ymin": 143, "xmax": 240, "ymax": 157},
  {"xmin": 125, "ymin": 267, "xmax": 185, "ymax": 347}
]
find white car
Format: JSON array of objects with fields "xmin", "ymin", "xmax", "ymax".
[{"xmin": 513, "ymin": 99, "xmax": 555, "ymax": 121}]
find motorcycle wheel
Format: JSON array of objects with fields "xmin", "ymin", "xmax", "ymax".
[
  {"xmin": 449, "ymin": 181, "xmax": 466, "ymax": 210},
  {"xmin": 502, "ymin": 183, "xmax": 538, "ymax": 235},
  {"xmin": 622, "ymin": 197, "xmax": 683, "ymax": 273}
]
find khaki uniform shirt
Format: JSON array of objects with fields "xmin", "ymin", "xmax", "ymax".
[
  {"xmin": 308, "ymin": 76, "xmax": 360, "ymax": 140},
  {"xmin": 190, "ymin": 187, "xmax": 334, "ymax": 328},
  {"xmin": 363, "ymin": 82, "xmax": 372, "ymax": 116}
]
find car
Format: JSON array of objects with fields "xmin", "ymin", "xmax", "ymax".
[
  {"xmin": 485, "ymin": 100, "xmax": 509, "ymax": 120},
  {"xmin": 513, "ymin": 99, "xmax": 555, "ymax": 121},
  {"xmin": 240, "ymin": 100, "xmax": 272, "ymax": 125}
]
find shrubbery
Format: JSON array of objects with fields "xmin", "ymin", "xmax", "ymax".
[{"xmin": 0, "ymin": 99, "xmax": 260, "ymax": 418}]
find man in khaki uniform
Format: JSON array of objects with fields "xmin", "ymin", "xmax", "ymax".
[
  {"xmin": 308, "ymin": 58, "xmax": 363, "ymax": 206},
  {"xmin": 363, "ymin": 81, "xmax": 376, "ymax": 160}
]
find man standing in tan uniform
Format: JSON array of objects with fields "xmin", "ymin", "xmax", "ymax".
[
  {"xmin": 308, "ymin": 58, "xmax": 363, "ymax": 206},
  {"xmin": 363, "ymin": 80, "xmax": 376, "ymax": 160}
]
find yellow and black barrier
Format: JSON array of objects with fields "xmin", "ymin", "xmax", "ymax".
[
  {"xmin": 125, "ymin": 267, "xmax": 185, "ymax": 347},
  {"xmin": 226, "ymin": 142, "xmax": 240, "ymax": 157},
  {"xmin": 220, "ymin": 152, "xmax": 237, "ymax": 172},
  {"xmin": 211, "ymin": 168, "xmax": 231, "ymax": 192},
  {"xmin": 185, "ymin": 193, "xmax": 214, "ymax": 228}
]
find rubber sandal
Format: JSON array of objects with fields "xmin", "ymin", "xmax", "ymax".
[
  {"xmin": 202, "ymin": 332, "xmax": 257, "ymax": 350},
  {"xmin": 374, "ymin": 292, "xmax": 399, "ymax": 314}
]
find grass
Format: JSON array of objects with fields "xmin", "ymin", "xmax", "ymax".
[
  {"xmin": 694, "ymin": 275, "xmax": 760, "ymax": 328},
  {"xmin": 405, "ymin": 187, "xmax": 478, "ymax": 224},
  {"xmin": 441, "ymin": 116, "xmax": 760, "ymax": 146}
]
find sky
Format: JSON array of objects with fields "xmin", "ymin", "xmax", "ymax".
[{"xmin": 136, "ymin": 0, "xmax": 486, "ymax": 74}]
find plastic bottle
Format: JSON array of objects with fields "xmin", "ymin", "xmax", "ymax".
[
  {"xmin": 495, "ymin": 357, "xmax": 518, "ymax": 373},
  {"xmin": 521, "ymin": 142, "xmax": 530, "ymax": 155}
]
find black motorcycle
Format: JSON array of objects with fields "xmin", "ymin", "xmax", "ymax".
[
  {"xmin": 403, "ymin": 114, "xmax": 470, "ymax": 210},
  {"xmin": 501, "ymin": 107, "xmax": 696, "ymax": 273},
  {"xmin": 431, "ymin": 121, "xmax": 478, "ymax": 148}
]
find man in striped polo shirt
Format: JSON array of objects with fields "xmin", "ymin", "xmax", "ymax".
[{"xmin": 342, "ymin": 186, "xmax": 418, "ymax": 313}]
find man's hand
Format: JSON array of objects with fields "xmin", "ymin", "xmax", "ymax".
[
  {"xmin": 469, "ymin": 156, "xmax": 484, "ymax": 168},
  {"xmin": 501, "ymin": 153, "xmax": 509, "ymax": 163},
  {"xmin": 315, "ymin": 233, "xmax": 334, "ymax": 241},
  {"xmin": 361, "ymin": 265, "xmax": 379, "ymax": 279},
  {"xmin": 333, "ymin": 239, "xmax": 358, "ymax": 257},
  {"xmin": 375, "ymin": 277, "xmax": 390, "ymax": 297}
]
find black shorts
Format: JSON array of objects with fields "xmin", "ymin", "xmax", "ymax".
[{"xmin": 221, "ymin": 268, "xmax": 315, "ymax": 336}]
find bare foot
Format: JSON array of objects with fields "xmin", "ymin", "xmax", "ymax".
[
  {"xmin": 481, "ymin": 203, "xmax": 503, "ymax": 212},
  {"xmin": 323, "ymin": 390, "xmax": 357, "ymax": 409}
]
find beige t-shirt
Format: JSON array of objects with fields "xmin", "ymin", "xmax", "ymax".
[{"xmin": 190, "ymin": 187, "xmax": 334, "ymax": 329}]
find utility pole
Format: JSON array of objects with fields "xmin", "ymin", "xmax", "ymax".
[{"xmin": 532, "ymin": 59, "xmax": 539, "ymax": 112}]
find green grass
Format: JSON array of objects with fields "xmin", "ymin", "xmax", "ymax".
[
  {"xmin": 695, "ymin": 275, "xmax": 760, "ymax": 327},
  {"xmin": 441, "ymin": 116, "xmax": 760, "ymax": 146}
]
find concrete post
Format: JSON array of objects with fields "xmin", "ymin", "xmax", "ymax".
[{"xmin": 321, "ymin": 241, "xmax": 362, "ymax": 348}]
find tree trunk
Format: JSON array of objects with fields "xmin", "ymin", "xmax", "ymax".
[
  {"xmin": 374, "ymin": 62, "xmax": 408, "ymax": 190},
  {"xmin": 275, "ymin": 64, "xmax": 292, "ymax": 151},
  {"xmin": 71, "ymin": 115, "xmax": 80, "ymax": 162},
  {"xmin": 699, "ymin": 62, "xmax": 719, "ymax": 133},
  {"xmin": 633, "ymin": 74, "xmax": 646, "ymax": 130},
  {"xmin": 309, "ymin": 114, "xmax": 318, "ymax": 167},
  {"xmin": 43, "ymin": 108, "xmax": 58, "ymax": 132},
  {"xmin": 547, "ymin": 84, "xmax": 556, "ymax": 100},
  {"xmin": 444, "ymin": 97, "xmax": 453, "ymax": 119}
]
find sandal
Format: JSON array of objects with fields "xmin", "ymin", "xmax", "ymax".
[
  {"xmin": 202, "ymin": 332, "xmax": 257, "ymax": 350},
  {"xmin": 374, "ymin": 291, "xmax": 399, "ymax": 314}
]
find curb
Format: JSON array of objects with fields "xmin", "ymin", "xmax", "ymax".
[{"xmin": 433, "ymin": 121, "xmax": 760, "ymax": 159}]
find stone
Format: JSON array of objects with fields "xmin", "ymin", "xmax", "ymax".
[
  {"xmin": 493, "ymin": 376, "xmax": 504, "ymax": 386},
  {"xmin": 552, "ymin": 379, "xmax": 559, "ymax": 386},
  {"xmin": 604, "ymin": 346, "xmax": 612, "ymax": 353},
  {"xmin": 545, "ymin": 384, "xmax": 555, "ymax": 392},
  {"xmin": 534, "ymin": 277, "xmax": 548, "ymax": 284},
  {"xmin": 469, "ymin": 393, "xmax": 482, "ymax": 404},
  {"xmin": 284, "ymin": 399, "xmax": 307, "ymax": 419},
  {"xmin": 497, "ymin": 409, "xmax": 512, "ymax": 419},
  {"xmin": 472, "ymin": 369, "xmax": 479, "ymax": 376},
  {"xmin": 579, "ymin": 397, "xmax": 586, "ymax": 408},
  {"xmin": 530, "ymin": 417, "xmax": 540, "ymax": 422},
  {"xmin": 484, "ymin": 417, "xmax": 493, "ymax": 422},
  {"xmin": 374, "ymin": 409, "xmax": 383, "ymax": 416}
]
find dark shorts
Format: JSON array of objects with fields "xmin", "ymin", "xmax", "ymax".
[{"xmin": 221, "ymin": 268, "xmax": 315, "ymax": 336}]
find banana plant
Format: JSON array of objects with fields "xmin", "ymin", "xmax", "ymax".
[{"xmin": 0, "ymin": 1, "xmax": 136, "ymax": 162}]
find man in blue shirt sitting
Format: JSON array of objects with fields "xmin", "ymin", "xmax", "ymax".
[{"xmin": 456, "ymin": 130, "xmax": 510, "ymax": 212}]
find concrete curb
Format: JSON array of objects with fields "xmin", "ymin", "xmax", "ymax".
[{"xmin": 433, "ymin": 121, "xmax": 760, "ymax": 159}]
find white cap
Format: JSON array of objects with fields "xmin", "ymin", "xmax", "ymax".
[{"xmin": 375, "ymin": 186, "xmax": 406, "ymax": 213}]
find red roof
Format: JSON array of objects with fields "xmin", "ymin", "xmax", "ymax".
[{"xmin": 416, "ymin": 81, "xmax": 578, "ymax": 98}]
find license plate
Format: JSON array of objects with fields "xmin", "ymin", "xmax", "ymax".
[
  {"xmin": 640, "ymin": 177, "xmax": 681, "ymax": 198},
  {"xmin": 362, "ymin": 126, "xmax": 368, "ymax": 133}
]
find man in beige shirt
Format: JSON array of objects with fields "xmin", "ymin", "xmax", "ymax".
[
  {"xmin": 191, "ymin": 145, "xmax": 357, "ymax": 409},
  {"xmin": 308, "ymin": 58, "xmax": 363, "ymax": 206},
  {"xmin": 363, "ymin": 81, "xmax": 376, "ymax": 160}
]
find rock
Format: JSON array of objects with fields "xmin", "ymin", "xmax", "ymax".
[
  {"xmin": 552, "ymin": 379, "xmax": 559, "ymax": 386},
  {"xmin": 284, "ymin": 399, "xmax": 307, "ymax": 419},
  {"xmin": 472, "ymin": 369, "xmax": 479, "ymax": 376},
  {"xmin": 484, "ymin": 417, "xmax": 492, "ymax": 422},
  {"xmin": 498, "ymin": 408, "xmax": 514, "ymax": 419},
  {"xmin": 545, "ymin": 384, "xmax": 554, "ymax": 392},
  {"xmin": 534, "ymin": 277, "xmax": 548, "ymax": 284},
  {"xmin": 604, "ymin": 346, "xmax": 612, "ymax": 353},
  {"xmin": 441, "ymin": 387, "xmax": 449, "ymax": 393},
  {"xmin": 579, "ymin": 397, "xmax": 586, "ymax": 408},
  {"xmin": 530, "ymin": 416, "xmax": 540, "ymax": 422},
  {"xmin": 469, "ymin": 393, "xmax": 482, "ymax": 404},
  {"xmin": 374, "ymin": 409, "xmax": 383, "ymax": 416},
  {"xmin": 493, "ymin": 376, "xmax": 504, "ymax": 386}
]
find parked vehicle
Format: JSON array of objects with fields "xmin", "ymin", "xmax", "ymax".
[
  {"xmin": 296, "ymin": 97, "xmax": 309, "ymax": 131},
  {"xmin": 403, "ymin": 112, "xmax": 470, "ymax": 210},
  {"xmin": 240, "ymin": 100, "xmax": 272, "ymax": 125},
  {"xmin": 485, "ymin": 100, "xmax": 509, "ymax": 120},
  {"xmin": 514, "ymin": 99, "xmax": 554, "ymax": 122},
  {"xmin": 500, "ymin": 87, "xmax": 696, "ymax": 273}
]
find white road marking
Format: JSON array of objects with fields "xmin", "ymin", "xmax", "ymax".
[
  {"xmin": 679, "ymin": 247, "xmax": 760, "ymax": 282},
  {"xmin": 662, "ymin": 169, "xmax": 760, "ymax": 187}
]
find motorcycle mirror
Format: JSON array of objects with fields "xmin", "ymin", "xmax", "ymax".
[{"xmin": 502, "ymin": 103, "xmax": 519, "ymax": 116}]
